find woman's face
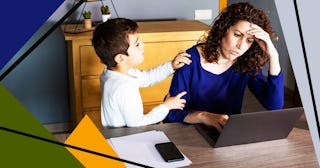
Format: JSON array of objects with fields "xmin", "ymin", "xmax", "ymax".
[{"xmin": 220, "ymin": 20, "xmax": 255, "ymax": 61}]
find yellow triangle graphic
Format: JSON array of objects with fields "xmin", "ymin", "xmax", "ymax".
[{"xmin": 65, "ymin": 115, "xmax": 126, "ymax": 168}]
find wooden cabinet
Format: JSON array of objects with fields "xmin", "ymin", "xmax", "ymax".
[{"xmin": 64, "ymin": 20, "xmax": 209, "ymax": 128}]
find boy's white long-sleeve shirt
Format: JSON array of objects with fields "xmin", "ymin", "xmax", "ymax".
[{"xmin": 100, "ymin": 61, "xmax": 174, "ymax": 127}]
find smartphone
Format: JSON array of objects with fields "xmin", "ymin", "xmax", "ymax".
[{"xmin": 155, "ymin": 142, "xmax": 185, "ymax": 162}]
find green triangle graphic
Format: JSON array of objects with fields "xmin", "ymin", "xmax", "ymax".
[{"xmin": 0, "ymin": 84, "xmax": 83, "ymax": 167}]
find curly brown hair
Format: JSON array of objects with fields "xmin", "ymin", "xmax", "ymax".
[{"xmin": 202, "ymin": 2, "xmax": 276, "ymax": 75}]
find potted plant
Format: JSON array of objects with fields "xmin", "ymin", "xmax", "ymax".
[
  {"xmin": 82, "ymin": 10, "xmax": 92, "ymax": 29},
  {"xmin": 101, "ymin": 5, "xmax": 111, "ymax": 22}
]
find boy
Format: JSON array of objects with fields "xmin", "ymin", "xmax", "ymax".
[{"xmin": 92, "ymin": 18, "xmax": 191, "ymax": 127}]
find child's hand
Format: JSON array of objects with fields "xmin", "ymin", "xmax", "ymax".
[
  {"xmin": 163, "ymin": 91, "xmax": 187, "ymax": 110},
  {"xmin": 171, "ymin": 51, "xmax": 191, "ymax": 70}
]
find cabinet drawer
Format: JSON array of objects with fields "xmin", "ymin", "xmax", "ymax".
[
  {"xmin": 80, "ymin": 45, "xmax": 105, "ymax": 76},
  {"xmin": 82, "ymin": 78, "xmax": 101, "ymax": 109},
  {"xmin": 136, "ymin": 41, "xmax": 196, "ymax": 69},
  {"xmin": 137, "ymin": 40, "xmax": 196, "ymax": 103},
  {"xmin": 84, "ymin": 110, "xmax": 102, "ymax": 130},
  {"xmin": 143, "ymin": 101, "xmax": 163, "ymax": 114},
  {"xmin": 139, "ymin": 77, "xmax": 172, "ymax": 103}
]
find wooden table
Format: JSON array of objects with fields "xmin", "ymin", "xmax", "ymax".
[{"xmin": 101, "ymin": 123, "xmax": 319, "ymax": 168}]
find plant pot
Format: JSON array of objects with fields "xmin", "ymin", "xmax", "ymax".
[
  {"xmin": 102, "ymin": 14, "xmax": 111, "ymax": 22},
  {"xmin": 83, "ymin": 19, "xmax": 92, "ymax": 29}
]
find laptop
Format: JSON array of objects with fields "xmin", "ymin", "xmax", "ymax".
[{"xmin": 194, "ymin": 107, "xmax": 304, "ymax": 148}]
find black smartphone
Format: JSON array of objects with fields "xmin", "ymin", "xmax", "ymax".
[{"xmin": 155, "ymin": 142, "xmax": 185, "ymax": 162}]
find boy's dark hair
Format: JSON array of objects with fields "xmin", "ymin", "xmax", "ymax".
[{"xmin": 92, "ymin": 18, "xmax": 138, "ymax": 67}]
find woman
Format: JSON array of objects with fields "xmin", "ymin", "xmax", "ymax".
[{"xmin": 165, "ymin": 2, "xmax": 284, "ymax": 132}]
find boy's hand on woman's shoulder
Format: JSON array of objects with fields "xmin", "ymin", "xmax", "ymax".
[{"xmin": 172, "ymin": 51, "xmax": 191, "ymax": 70}]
